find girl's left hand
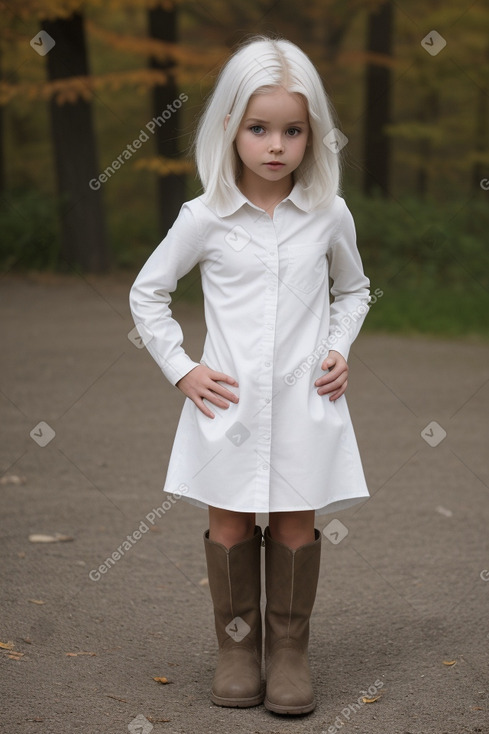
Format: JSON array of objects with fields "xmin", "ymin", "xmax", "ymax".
[{"xmin": 315, "ymin": 350, "xmax": 349, "ymax": 401}]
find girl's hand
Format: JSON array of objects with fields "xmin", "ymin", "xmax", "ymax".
[
  {"xmin": 176, "ymin": 365, "xmax": 239, "ymax": 419},
  {"xmin": 315, "ymin": 350, "xmax": 348, "ymax": 401}
]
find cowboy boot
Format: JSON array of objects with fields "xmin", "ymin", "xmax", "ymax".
[
  {"xmin": 204, "ymin": 525, "xmax": 264, "ymax": 707},
  {"xmin": 264, "ymin": 525, "xmax": 321, "ymax": 715}
]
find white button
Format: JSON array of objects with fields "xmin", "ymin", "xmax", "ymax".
[{"xmin": 261, "ymin": 464, "xmax": 268, "ymax": 471}]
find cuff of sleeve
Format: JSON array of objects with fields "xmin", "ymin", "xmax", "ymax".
[
  {"xmin": 325, "ymin": 333, "xmax": 351, "ymax": 362},
  {"xmin": 160, "ymin": 355, "xmax": 201, "ymax": 386}
]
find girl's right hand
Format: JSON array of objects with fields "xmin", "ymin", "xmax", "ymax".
[{"xmin": 176, "ymin": 365, "xmax": 239, "ymax": 419}]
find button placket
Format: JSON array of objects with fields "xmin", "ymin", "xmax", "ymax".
[{"xmin": 255, "ymin": 216, "xmax": 279, "ymax": 511}]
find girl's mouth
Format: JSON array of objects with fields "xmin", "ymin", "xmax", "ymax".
[{"xmin": 265, "ymin": 162, "xmax": 285, "ymax": 169}]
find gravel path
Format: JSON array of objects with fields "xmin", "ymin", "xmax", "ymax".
[{"xmin": 1, "ymin": 273, "xmax": 488, "ymax": 734}]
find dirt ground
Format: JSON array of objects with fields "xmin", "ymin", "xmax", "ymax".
[{"xmin": 1, "ymin": 273, "xmax": 488, "ymax": 734}]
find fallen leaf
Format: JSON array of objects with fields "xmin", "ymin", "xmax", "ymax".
[
  {"xmin": 362, "ymin": 695, "xmax": 381, "ymax": 703},
  {"xmin": 0, "ymin": 641, "xmax": 15, "ymax": 650},
  {"xmin": 8, "ymin": 652, "xmax": 24, "ymax": 660},
  {"xmin": 0, "ymin": 474, "xmax": 26, "ymax": 485},
  {"xmin": 199, "ymin": 577, "xmax": 209, "ymax": 586},
  {"xmin": 153, "ymin": 676, "xmax": 171, "ymax": 684},
  {"xmin": 29, "ymin": 533, "xmax": 74, "ymax": 543},
  {"xmin": 106, "ymin": 694, "xmax": 128, "ymax": 703},
  {"xmin": 147, "ymin": 717, "xmax": 171, "ymax": 723},
  {"xmin": 65, "ymin": 651, "xmax": 96, "ymax": 657},
  {"xmin": 28, "ymin": 599, "xmax": 46, "ymax": 605},
  {"xmin": 443, "ymin": 660, "xmax": 457, "ymax": 666}
]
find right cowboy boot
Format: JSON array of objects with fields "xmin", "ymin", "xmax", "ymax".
[
  {"xmin": 204, "ymin": 525, "xmax": 264, "ymax": 707},
  {"xmin": 264, "ymin": 525, "xmax": 321, "ymax": 715}
]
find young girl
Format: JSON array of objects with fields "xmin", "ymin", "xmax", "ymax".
[{"xmin": 130, "ymin": 36, "xmax": 370, "ymax": 716}]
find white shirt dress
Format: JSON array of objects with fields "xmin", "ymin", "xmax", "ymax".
[{"xmin": 130, "ymin": 184, "xmax": 371, "ymax": 516}]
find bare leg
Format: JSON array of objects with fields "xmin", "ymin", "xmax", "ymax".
[
  {"xmin": 268, "ymin": 510, "xmax": 315, "ymax": 549},
  {"xmin": 208, "ymin": 506, "xmax": 256, "ymax": 548}
]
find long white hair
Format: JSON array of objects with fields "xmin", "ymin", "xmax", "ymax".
[{"xmin": 195, "ymin": 36, "xmax": 342, "ymax": 211}]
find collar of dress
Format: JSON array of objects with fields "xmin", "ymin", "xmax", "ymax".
[{"xmin": 206, "ymin": 183, "xmax": 313, "ymax": 218}]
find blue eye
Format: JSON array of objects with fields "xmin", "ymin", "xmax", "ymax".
[
  {"xmin": 287, "ymin": 127, "xmax": 301, "ymax": 137},
  {"xmin": 250, "ymin": 125, "xmax": 264, "ymax": 134}
]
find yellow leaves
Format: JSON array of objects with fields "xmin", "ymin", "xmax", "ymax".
[
  {"xmin": 86, "ymin": 20, "xmax": 225, "ymax": 69},
  {"xmin": 28, "ymin": 599, "xmax": 46, "ymax": 605},
  {"xmin": 28, "ymin": 533, "xmax": 73, "ymax": 543},
  {"xmin": 443, "ymin": 660, "xmax": 457, "ymax": 666},
  {"xmin": 153, "ymin": 676, "xmax": 171, "ymax": 684},
  {"xmin": 1, "ymin": 70, "xmax": 172, "ymax": 106},
  {"xmin": 361, "ymin": 694, "xmax": 381, "ymax": 703},
  {"xmin": 134, "ymin": 156, "xmax": 195, "ymax": 177},
  {"xmin": 7, "ymin": 651, "xmax": 24, "ymax": 660},
  {"xmin": 0, "ymin": 641, "xmax": 23, "ymax": 661},
  {"xmin": 0, "ymin": 474, "xmax": 26, "ymax": 485}
]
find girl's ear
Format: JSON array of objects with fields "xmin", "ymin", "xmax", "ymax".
[{"xmin": 224, "ymin": 114, "xmax": 231, "ymax": 131}]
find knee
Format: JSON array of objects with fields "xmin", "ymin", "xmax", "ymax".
[
  {"xmin": 268, "ymin": 511, "xmax": 315, "ymax": 550},
  {"xmin": 209, "ymin": 509, "xmax": 256, "ymax": 548}
]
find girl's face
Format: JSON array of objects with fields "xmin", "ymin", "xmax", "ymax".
[{"xmin": 233, "ymin": 87, "xmax": 310, "ymax": 189}]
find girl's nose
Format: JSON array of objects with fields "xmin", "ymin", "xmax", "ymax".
[{"xmin": 268, "ymin": 136, "xmax": 284, "ymax": 153}]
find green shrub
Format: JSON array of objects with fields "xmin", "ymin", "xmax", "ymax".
[{"xmin": 0, "ymin": 189, "xmax": 60, "ymax": 270}]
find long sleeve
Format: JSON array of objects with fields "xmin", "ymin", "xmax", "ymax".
[
  {"xmin": 326, "ymin": 199, "xmax": 370, "ymax": 361},
  {"xmin": 129, "ymin": 202, "xmax": 204, "ymax": 385}
]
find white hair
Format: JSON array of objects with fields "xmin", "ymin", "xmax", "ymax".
[{"xmin": 195, "ymin": 36, "xmax": 342, "ymax": 211}]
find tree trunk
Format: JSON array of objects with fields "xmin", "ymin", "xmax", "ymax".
[
  {"xmin": 415, "ymin": 89, "xmax": 439, "ymax": 199},
  {"xmin": 471, "ymin": 43, "xmax": 489, "ymax": 194},
  {"xmin": 42, "ymin": 12, "xmax": 109, "ymax": 272},
  {"xmin": 148, "ymin": 6, "xmax": 186, "ymax": 237},
  {"xmin": 363, "ymin": 0, "xmax": 394, "ymax": 197},
  {"xmin": 0, "ymin": 48, "xmax": 5, "ymax": 195}
]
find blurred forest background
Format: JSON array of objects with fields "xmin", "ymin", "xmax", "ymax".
[{"xmin": 1, "ymin": 0, "xmax": 488, "ymax": 336}]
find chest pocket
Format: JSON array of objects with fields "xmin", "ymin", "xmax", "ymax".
[{"xmin": 285, "ymin": 242, "xmax": 327, "ymax": 294}]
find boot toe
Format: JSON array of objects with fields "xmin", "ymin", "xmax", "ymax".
[
  {"xmin": 211, "ymin": 649, "xmax": 264, "ymax": 707},
  {"xmin": 265, "ymin": 648, "xmax": 315, "ymax": 714}
]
